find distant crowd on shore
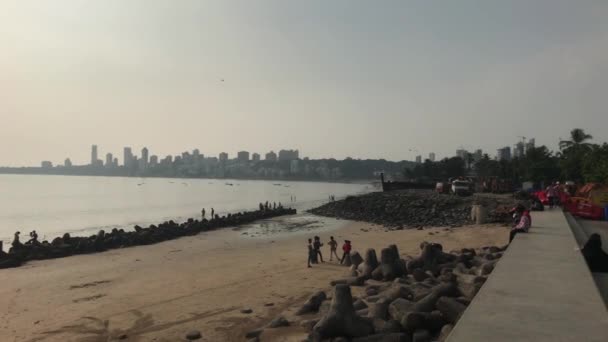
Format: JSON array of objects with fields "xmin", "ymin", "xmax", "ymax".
[{"xmin": 306, "ymin": 235, "xmax": 351, "ymax": 268}]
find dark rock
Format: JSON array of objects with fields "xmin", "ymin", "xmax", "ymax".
[
  {"xmin": 380, "ymin": 285, "xmax": 414, "ymax": 302},
  {"xmin": 268, "ymin": 316, "xmax": 290, "ymax": 328},
  {"xmin": 436, "ymin": 297, "xmax": 467, "ymax": 324},
  {"xmin": 353, "ymin": 299, "xmax": 368, "ymax": 311},
  {"xmin": 185, "ymin": 330, "xmax": 202, "ymax": 340},
  {"xmin": 410, "ymin": 282, "xmax": 459, "ymax": 313},
  {"xmin": 241, "ymin": 308, "xmax": 253, "ymax": 314},
  {"xmin": 353, "ymin": 333, "xmax": 411, "ymax": 342},
  {"xmin": 245, "ymin": 329, "xmax": 263, "ymax": 339},
  {"xmin": 300, "ymin": 319, "xmax": 319, "ymax": 332},
  {"xmin": 330, "ymin": 276, "xmax": 365, "ymax": 287},
  {"xmin": 412, "ymin": 269, "xmax": 429, "ymax": 282},
  {"xmin": 438, "ymin": 324, "xmax": 453, "ymax": 341},
  {"xmin": 412, "ymin": 329, "xmax": 431, "ymax": 342},
  {"xmin": 368, "ymin": 298, "xmax": 391, "ymax": 320},
  {"xmin": 388, "ymin": 298, "xmax": 414, "ymax": 322},
  {"xmin": 297, "ymin": 291, "xmax": 327, "ymax": 315},
  {"xmin": 350, "ymin": 251, "xmax": 364, "ymax": 267}
]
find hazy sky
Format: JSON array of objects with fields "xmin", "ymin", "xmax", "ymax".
[{"xmin": 2, "ymin": 1, "xmax": 608, "ymax": 166}]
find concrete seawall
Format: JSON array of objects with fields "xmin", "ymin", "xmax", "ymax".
[{"xmin": 448, "ymin": 210, "xmax": 608, "ymax": 341}]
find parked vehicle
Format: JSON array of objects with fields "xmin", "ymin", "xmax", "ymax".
[{"xmin": 451, "ymin": 180, "xmax": 473, "ymax": 196}]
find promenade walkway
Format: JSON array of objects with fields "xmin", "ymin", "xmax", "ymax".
[{"xmin": 448, "ymin": 209, "xmax": 608, "ymax": 342}]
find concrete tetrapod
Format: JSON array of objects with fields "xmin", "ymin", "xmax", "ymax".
[
  {"xmin": 361, "ymin": 248, "xmax": 379, "ymax": 279},
  {"xmin": 312, "ymin": 284, "xmax": 374, "ymax": 341}
]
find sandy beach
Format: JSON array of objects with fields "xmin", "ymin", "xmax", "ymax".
[{"xmin": 0, "ymin": 216, "xmax": 509, "ymax": 342}]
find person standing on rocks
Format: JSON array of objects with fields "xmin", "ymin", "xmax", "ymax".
[
  {"xmin": 12, "ymin": 231, "xmax": 21, "ymax": 249},
  {"xmin": 328, "ymin": 236, "xmax": 339, "ymax": 261},
  {"xmin": 211, "ymin": 208, "xmax": 215, "ymax": 218},
  {"xmin": 313, "ymin": 236, "xmax": 324, "ymax": 263},
  {"xmin": 307, "ymin": 238, "xmax": 315, "ymax": 268},
  {"xmin": 201, "ymin": 208, "xmax": 206, "ymax": 220},
  {"xmin": 340, "ymin": 240, "xmax": 352, "ymax": 264}
]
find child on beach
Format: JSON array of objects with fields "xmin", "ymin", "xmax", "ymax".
[
  {"xmin": 313, "ymin": 236, "xmax": 324, "ymax": 263},
  {"xmin": 328, "ymin": 236, "xmax": 339, "ymax": 261},
  {"xmin": 307, "ymin": 238, "xmax": 315, "ymax": 268},
  {"xmin": 340, "ymin": 240, "xmax": 352, "ymax": 264}
]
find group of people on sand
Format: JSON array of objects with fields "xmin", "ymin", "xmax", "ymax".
[{"xmin": 307, "ymin": 236, "xmax": 352, "ymax": 268}]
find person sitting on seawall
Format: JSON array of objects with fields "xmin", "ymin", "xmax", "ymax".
[
  {"xmin": 581, "ymin": 233, "xmax": 608, "ymax": 273},
  {"xmin": 509, "ymin": 208, "xmax": 531, "ymax": 243}
]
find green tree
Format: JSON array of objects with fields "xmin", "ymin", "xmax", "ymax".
[
  {"xmin": 559, "ymin": 128, "xmax": 593, "ymax": 151},
  {"xmin": 559, "ymin": 128, "xmax": 594, "ymax": 182},
  {"xmin": 582, "ymin": 143, "xmax": 608, "ymax": 183}
]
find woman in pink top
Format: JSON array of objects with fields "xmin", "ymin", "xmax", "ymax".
[{"xmin": 509, "ymin": 210, "xmax": 531, "ymax": 243}]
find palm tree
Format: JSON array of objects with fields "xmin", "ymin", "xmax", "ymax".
[{"xmin": 559, "ymin": 128, "xmax": 593, "ymax": 151}]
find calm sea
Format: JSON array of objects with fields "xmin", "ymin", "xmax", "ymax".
[{"xmin": 0, "ymin": 174, "xmax": 373, "ymax": 248}]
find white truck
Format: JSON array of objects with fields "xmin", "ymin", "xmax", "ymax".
[{"xmin": 451, "ymin": 180, "xmax": 473, "ymax": 196}]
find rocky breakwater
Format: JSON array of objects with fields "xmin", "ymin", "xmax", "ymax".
[
  {"xmin": 247, "ymin": 242, "xmax": 504, "ymax": 342},
  {"xmin": 309, "ymin": 191, "xmax": 521, "ymax": 229},
  {"xmin": 0, "ymin": 207, "xmax": 296, "ymax": 269}
]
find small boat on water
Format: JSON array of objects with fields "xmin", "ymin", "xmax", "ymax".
[
  {"xmin": 273, "ymin": 183, "xmax": 282, "ymax": 186},
  {"xmin": 225, "ymin": 183, "xmax": 234, "ymax": 186}
]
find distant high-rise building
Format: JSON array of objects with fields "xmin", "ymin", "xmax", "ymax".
[
  {"xmin": 237, "ymin": 151, "xmax": 250, "ymax": 162},
  {"xmin": 123, "ymin": 147, "xmax": 133, "ymax": 168},
  {"xmin": 41, "ymin": 161, "xmax": 53, "ymax": 168},
  {"xmin": 219, "ymin": 152, "xmax": 228, "ymax": 162},
  {"xmin": 497, "ymin": 146, "xmax": 512, "ymax": 161},
  {"xmin": 141, "ymin": 147, "xmax": 149, "ymax": 167},
  {"xmin": 91, "ymin": 145, "xmax": 98, "ymax": 165},
  {"xmin": 113, "ymin": 158, "xmax": 119, "ymax": 167},
  {"xmin": 105, "ymin": 153, "xmax": 113, "ymax": 167},
  {"xmin": 252, "ymin": 153, "xmax": 261, "ymax": 162},
  {"xmin": 473, "ymin": 149, "xmax": 483, "ymax": 162},
  {"xmin": 513, "ymin": 142, "xmax": 525, "ymax": 159},
  {"xmin": 290, "ymin": 159, "xmax": 300, "ymax": 174},
  {"xmin": 150, "ymin": 155, "xmax": 158, "ymax": 166},
  {"xmin": 525, "ymin": 138, "xmax": 535, "ymax": 152},
  {"xmin": 456, "ymin": 149, "xmax": 468, "ymax": 160},
  {"xmin": 193, "ymin": 149, "xmax": 200, "ymax": 156},
  {"xmin": 415, "ymin": 155, "xmax": 422, "ymax": 163},
  {"xmin": 64, "ymin": 158, "xmax": 72, "ymax": 167},
  {"xmin": 265, "ymin": 151, "xmax": 277, "ymax": 161},
  {"xmin": 279, "ymin": 149, "xmax": 299, "ymax": 161},
  {"xmin": 429, "ymin": 153, "xmax": 436, "ymax": 162}
]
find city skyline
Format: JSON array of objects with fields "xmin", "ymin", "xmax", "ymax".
[{"xmin": 2, "ymin": 1, "xmax": 608, "ymax": 166}]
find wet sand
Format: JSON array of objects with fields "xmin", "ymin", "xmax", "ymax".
[{"xmin": 0, "ymin": 216, "xmax": 509, "ymax": 342}]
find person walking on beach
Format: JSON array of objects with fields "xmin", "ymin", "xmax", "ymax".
[
  {"xmin": 313, "ymin": 236, "xmax": 324, "ymax": 263},
  {"xmin": 328, "ymin": 236, "xmax": 339, "ymax": 261},
  {"xmin": 307, "ymin": 238, "xmax": 315, "ymax": 268},
  {"xmin": 340, "ymin": 240, "xmax": 352, "ymax": 264}
]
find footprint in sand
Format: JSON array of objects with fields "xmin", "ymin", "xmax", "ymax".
[
  {"xmin": 72, "ymin": 294, "xmax": 107, "ymax": 303},
  {"xmin": 69, "ymin": 280, "xmax": 112, "ymax": 290}
]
